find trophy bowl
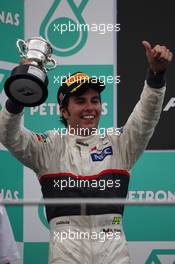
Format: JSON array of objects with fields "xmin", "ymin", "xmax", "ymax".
[{"xmin": 4, "ymin": 37, "xmax": 56, "ymax": 107}]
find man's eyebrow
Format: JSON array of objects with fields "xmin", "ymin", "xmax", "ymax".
[
  {"xmin": 92, "ymin": 95, "xmax": 100, "ymax": 99},
  {"xmin": 74, "ymin": 96, "xmax": 85, "ymax": 101}
]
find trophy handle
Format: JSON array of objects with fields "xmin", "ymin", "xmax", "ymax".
[
  {"xmin": 16, "ymin": 39, "xmax": 27, "ymax": 58},
  {"xmin": 45, "ymin": 58, "xmax": 57, "ymax": 72}
]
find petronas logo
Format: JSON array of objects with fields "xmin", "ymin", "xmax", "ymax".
[
  {"xmin": 40, "ymin": 0, "xmax": 89, "ymax": 56},
  {"xmin": 38, "ymin": 203, "xmax": 49, "ymax": 229},
  {"xmin": 0, "ymin": 70, "xmax": 8, "ymax": 111},
  {"xmin": 146, "ymin": 249, "xmax": 175, "ymax": 263}
]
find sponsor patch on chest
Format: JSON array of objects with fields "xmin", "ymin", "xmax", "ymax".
[{"xmin": 91, "ymin": 146, "xmax": 113, "ymax": 161}]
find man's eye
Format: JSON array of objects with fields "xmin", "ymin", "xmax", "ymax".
[{"xmin": 92, "ymin": 100, "xmax": 99, "ymax": 104}]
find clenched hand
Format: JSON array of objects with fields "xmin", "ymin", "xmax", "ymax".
[{"xmin": 142, "ymin": 40, "xmax": 173, "ymax": 73}]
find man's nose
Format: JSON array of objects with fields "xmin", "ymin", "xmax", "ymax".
[{"xmin": 84, "ymin": 101, "xmax": 94, "ymax": 111}]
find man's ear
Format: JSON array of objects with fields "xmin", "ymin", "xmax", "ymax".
[{"xmin": 60, "ymin": 106, "xmax": 69, "ymax": 120}]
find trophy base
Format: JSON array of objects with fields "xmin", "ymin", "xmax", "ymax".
[{"xmin": 4, "ymin": 64, "xmax": 48, "ymax": 107}]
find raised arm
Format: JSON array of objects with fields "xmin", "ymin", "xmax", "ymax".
[
  {"xmin": 0, "ymin": 59, "xmax": 55, "ymax": 175},
  {"xmin": 116, "ymin": 41, "xmax": 173, "ymax": 170}
]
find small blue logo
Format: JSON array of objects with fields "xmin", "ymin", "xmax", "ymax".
[{"xmin": 91, "ymin": 146, "xmax": 113, "ymax": 161}]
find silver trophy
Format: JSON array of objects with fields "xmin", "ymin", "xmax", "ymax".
[{"xmin": 4, "ymin": 37, "xmax": 57, "ymax": 107}]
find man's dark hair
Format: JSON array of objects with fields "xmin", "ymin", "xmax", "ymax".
[
  {"xmin": 59, "ymin": 87, "xmax": 102, "ymax": 127},
  {"xmin": 60, "ymin": 96, "xmax": 70, "ymax": 127}
]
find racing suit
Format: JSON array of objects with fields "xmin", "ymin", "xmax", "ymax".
[{"xmin": 0, "ymin": 80, "xmax": 166, "ymax": 264}]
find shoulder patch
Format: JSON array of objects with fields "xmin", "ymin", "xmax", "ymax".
[{"xmin": 34, "ymin": 132, "xmax": 48, "ymax": 143}]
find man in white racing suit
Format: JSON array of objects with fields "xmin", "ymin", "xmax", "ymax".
[{"xmin": 0, "ymin": 41, "xmax": 173, "ymax": 263}]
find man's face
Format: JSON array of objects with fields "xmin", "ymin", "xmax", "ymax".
[{"xmin": 61, "ymin": 88, "xmax": 102, "ymax": 135}]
